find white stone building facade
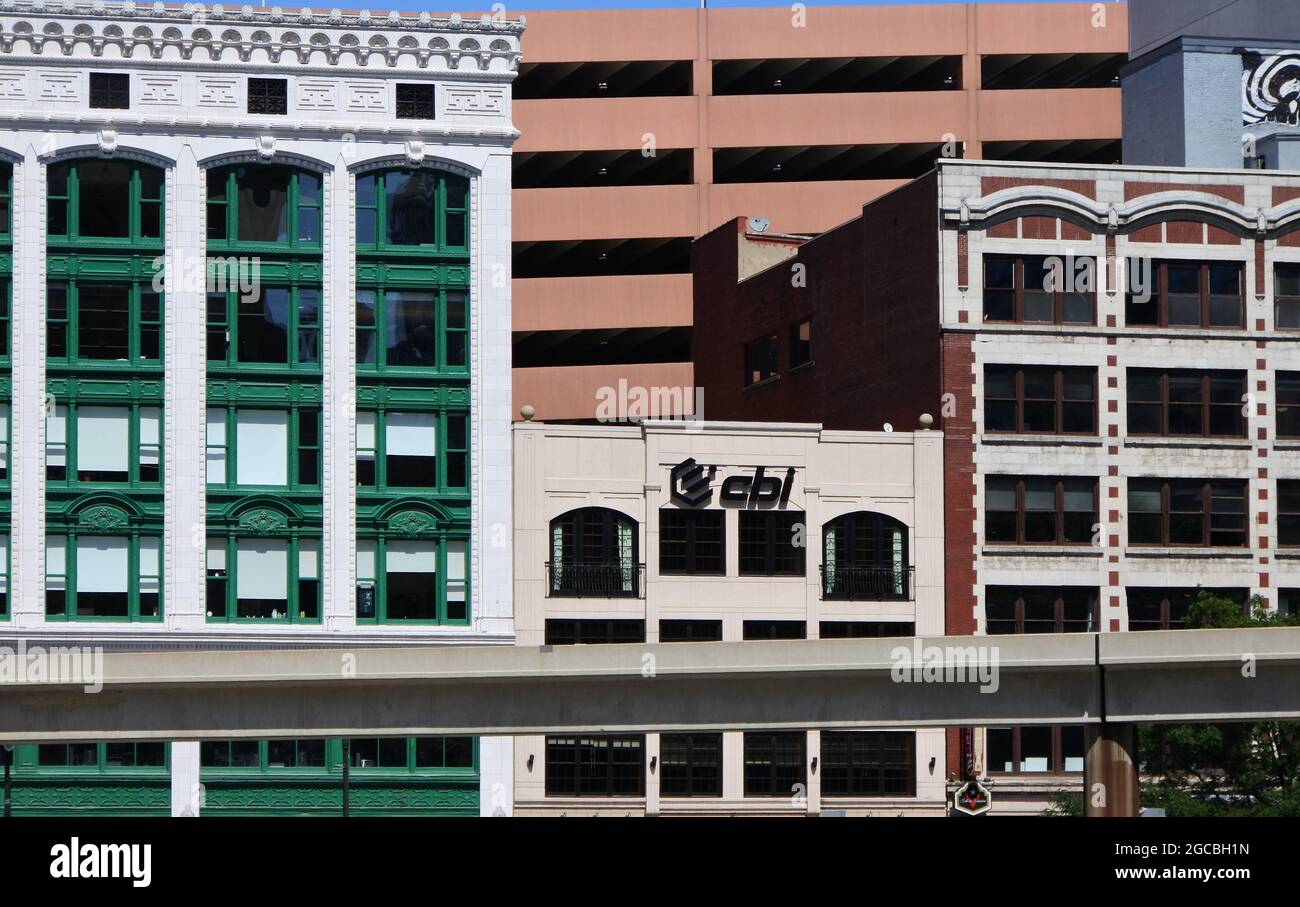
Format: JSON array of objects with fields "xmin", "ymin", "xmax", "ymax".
[{"xmin": 0, "ymin": 2, "xmax": 519, "ymax": 817}]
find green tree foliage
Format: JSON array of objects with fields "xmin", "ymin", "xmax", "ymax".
[{"xmin": 1139, "ymin": 591, "xmax": 1300, "ymax": 817}]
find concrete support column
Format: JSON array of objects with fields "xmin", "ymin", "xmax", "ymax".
[
  {"xmin": 1084, "ymin": 723, "xmax": 1139, "ymax": 817},
  {"xmin": 806, "ymin": 729, "xmax": 821, "ymax": 815},
  {"xmin": 11, "ymin": 145, "xmax": 45, "ymax": 627},
  {"xmin": 478, "ymin": 735, "xmax": 514, "ymax": 816},
  {"xmin": 170, "ymin": 741, "xmax": 201, "ymax": 816},
  {"xmin": 323, "ymin": 152, "xmax": 355, "ymax": 632},
  {"xmin": 474, "ymin": 151, "xmax": 514, "ymax": 638},
  {"xmin": 645, "ymin": 732, "xmax": 660, "ymax": 816},
  {"xmin": 166, "ymin": 146, "xmax": 206, "ymax": 630}
]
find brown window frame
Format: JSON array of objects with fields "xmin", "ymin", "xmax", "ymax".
[
  {"xmin": 820, "ymin": 731, "xmax": 916, "ymax": 798},
  {"xmin": 788, "ymin": 318, "xmax": 813, "ymax": 369},
  {"xmin": 1278, "ymin": 372, "xmax": 1300, "ymax": 439},
  {"xmin": 1278, "ymin": 480, "xmax": 1300, "ymax": 548},
  {"xmin": 1126, "ymin": 368, "xmax": 1246, "ymax": 438},
  {"xmin": 983, "ymin": 365, "xmax": 1097, "ymax": 435},
  {"xmin": 1127, "ymin": 478, "xmax": 1248, "ymax": 548},
  {"xmin": 984, "ymin": 586, "xmax": 1100, "ymax": 634},
  {"xmin": 1126, "ymin": 587, "xmax": 1249, "ymax": 630},
  {"xmin": 743, "ymin": 333, "xmax": 778, "ymax": 387},
  {"xmin": 986, "ymin": 726, "xmax": 1086, "ymax": 775},
  {"xmin": 1275, "ymin": 263, "xmax": 1300, "ymax": 330},
  {"xmin": 982, "ymin": 254, "xmax": 1097, "ymax": 326},
  {"xmin": 1125, "ymin": 260, "xmax": 1245, "ymax": 330},
  {"xmin": 985, "ymin": 476, "xmax": 1098, "ymax": 546}
]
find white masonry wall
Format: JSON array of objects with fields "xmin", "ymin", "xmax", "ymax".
[{"xmin": 0, "ymin": 4, "xmax": 523, "ymax": 815}]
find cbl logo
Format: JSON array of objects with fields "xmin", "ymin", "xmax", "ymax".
[
  {"xmin": 670, "ymin": 457, "xmax": 716, "ymax": 506},
  {"xmin": 670, "ymin": 459, "xmax": 795, "ymax": 507}
]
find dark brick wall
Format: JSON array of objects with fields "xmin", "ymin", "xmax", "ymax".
[
  {"xmin": 691, "ymin": 174, "xmax": 942, "ymax": 432},
  {"xmin": 941, "ymin": 331, "xmax": 977, "ymax": 637}
]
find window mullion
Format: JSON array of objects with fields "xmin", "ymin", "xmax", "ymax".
[
  {"xmin": 1016, "ymin": 368, "xmax": 1025, "ymax": 433},
  {"xmin": 1014, "ymin": 258, "xmax": 1023, "ymax": 323},
  {"xmin": 1015, "ymin": 479, "xmax": 1025, "ymax": 545},
  {"xmin": 1203, "ymin": 482, "xmax": 1212, "ymax": 547},
  {"xmin": 128, "ymin": 533, "xmax": 138, "ymax": 620},
  {"xmin": 129, "ymin": 168, "xmax": 139, "ymax": 243},
  {"xmin": 1055, "ymin": 480, "xmax": 1064, "ymax": 544},
  {"xmin": 67, "ymin": 530, "xmax": 78, "ymax": 619},
  {"xmin": 1161, "ymin": 481, "xmax": 1171, "ymax": 546},
  {"xmin": 69, "ymin": 166, "xmax": 79, "ymax": 239},
  {"xmin": 288, "ymin": 172, "xmax": 298, "ymax": 252},
  {"xmin": 376, "ymin": 172, "xmax": 387, "ymax": 247},
  {"xmin": 377, "ymin": 536, "xmax": 387, "ymax": 621}
]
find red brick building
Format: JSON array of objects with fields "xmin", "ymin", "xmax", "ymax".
[{"xmin": 693, "ymin": 159, "xmax": 1300, "ymax": 811}]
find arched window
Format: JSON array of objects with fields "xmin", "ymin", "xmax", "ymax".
[
  {"xmin": 205, "ymin": 164, "xmax": 323, "ymax": 370},
  {"xmin": 549, "ymin": 507, "xmax": 639, "ymax": 598},
  {"xmin": 822, "ymin": 512, "xmax": 909, "ymax": 600},
  {"xmin": 355, "ymin": 167, "xmax": 471, "ymax": 625},
  {"xmin": 46, "ymin": 158, "xmax": 166, "ymax": 625},
  {"xmin": 45, "ymin": 498, "xmax": 162, "ymax": 621},
  {"xmin": 0, "ymin": 160, "xmax": 11, "ymax": 363},
  {"xmin": 206, "ymin": 163, "xmax": 321, "ymax": 248},
  {"xmin": 354, "ymin": 504, "xmax": 469, "ymax": 625},
  {"xmin": 356, "ymin": 168, "xmax": 467, "ymax": 252},
  {"xmin": 47, "ymin": 158, "xmax": 163, "ymax": 243},
  {"xmin": 355, "ymin": 168, "xmax": 468, "ymax": 373},
  {"xmin": 205, "ymin": 502, "xmax": 321, "ymax": 624}
]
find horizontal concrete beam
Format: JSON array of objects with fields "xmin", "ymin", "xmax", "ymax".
[
  {"xmin": 1100, "ymin": 627, "xmax": 1300, "ymax": 723},
  {"xmin": 1, "ymin": 629, "xmax": 1297, "ymax": 742}
]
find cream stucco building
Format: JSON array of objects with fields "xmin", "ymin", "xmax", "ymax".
[{"xmin": 511, "ymin": 418, "xmax": 948, "ymax": 815}]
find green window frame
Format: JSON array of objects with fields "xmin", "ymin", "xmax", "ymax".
[
  {"xmin": 205, "ymin": 533, "xmax": 321, "ymax": 623},
  {"xmin": 0, "ymin": 275, "xmax": 11, "ymax": 366},
  {"xmin": 206, "ymin": 282, "xmax": 320, "ymax": 372},
  {"xmin": 205, "ymin": 164, "xmax": 321, "ymax": 251},
  {"xmin": 46, "ymin": 277, "xmax": 162, "ymax": 368},
  {"xmin": 198, "ymin": 738, "xmax": 475, "ymax": 775},
  {"xmin": 34, "ymin": 741, "xmax": 168, "ymax": 771},
  {"xmin": 46, "ymin": 395, "xmax": 162, "ymax": 489},
  {"xmin": 0, "ymin": 160, "xmax": 12, "ymax": 243},
  {"xmin": 45, "ymin": 531, "xmax": 162, "ymax": 622},
  {"xmin": 0, "ymin": 533, "xmax": 9, "ymax": 620},
  {"xmin": 206, "ymin": 404, "xmax": 320, "ymax": 490},
  {"xmin": 347, "ymin": 737, "xmax": 476, "ymax": 774},
  {"xmin": 355, "ymin": 168, "xmax": 468, "ymax": 255},
  {"xmin": 355, "ymin": 534, "xmax": 469, "ymax": 625},
  {"xmin": 356, "ymin": 406, "xmax": 467, "ymax": 492},
  {"xmin": 47, "ymin": 158, "xmax": 164, "ymax": 246},
  {"xmin": 200, "ymin": 739, "xmax": 328, "ymax": 771},
  {"xmin": 355, "ymin": 285, "xmax": 467, "ymax": 373},
  {"xmin": 0, "ymin": 395, "xmax": 9, "ymax": 487}
]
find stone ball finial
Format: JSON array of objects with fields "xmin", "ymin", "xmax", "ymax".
[
  {"xmin": 520, "ymin": 404, "xmax": 536, "ymax": 422},
  {"xmin": 919, "ymin": 413, "xmax": 934, "ymax": 429}
]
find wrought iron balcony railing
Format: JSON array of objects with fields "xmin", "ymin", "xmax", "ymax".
[
  {"xmin": 546, "ymin": 561, "xmax": 645, "ymax": 599},
  {"xmin": 820, "ymin": 565, "xmax": 913, "ymax": 601}
]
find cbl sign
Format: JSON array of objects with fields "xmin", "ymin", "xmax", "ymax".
[{"xmin": 670, "ymin": 458, "xmax": 795, "ymax": 508}]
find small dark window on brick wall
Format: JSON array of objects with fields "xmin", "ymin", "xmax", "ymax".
[
  {"xmin": 248, "ymin": 78, "xmax": 288, "ymax": 115},
  {"xmin": 89, "ymin": 73, "xmax": 130, "ymax": 110},
  {"xmin": 396, "ymin": 83, "xmax": 436, "ymax": 119}
]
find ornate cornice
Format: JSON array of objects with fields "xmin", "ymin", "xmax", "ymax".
[
  {"xmin": 943, "ymin": 185, "xmax": 1300, "ymax": 238},
  {"xmin": 0, "ymin": 2, "xmax": 524, "ymax": 71}
]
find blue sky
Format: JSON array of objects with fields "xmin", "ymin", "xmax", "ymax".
[{"xmin": 363, "ymin": 0, "xmax": 1098, "ymax": 12}]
